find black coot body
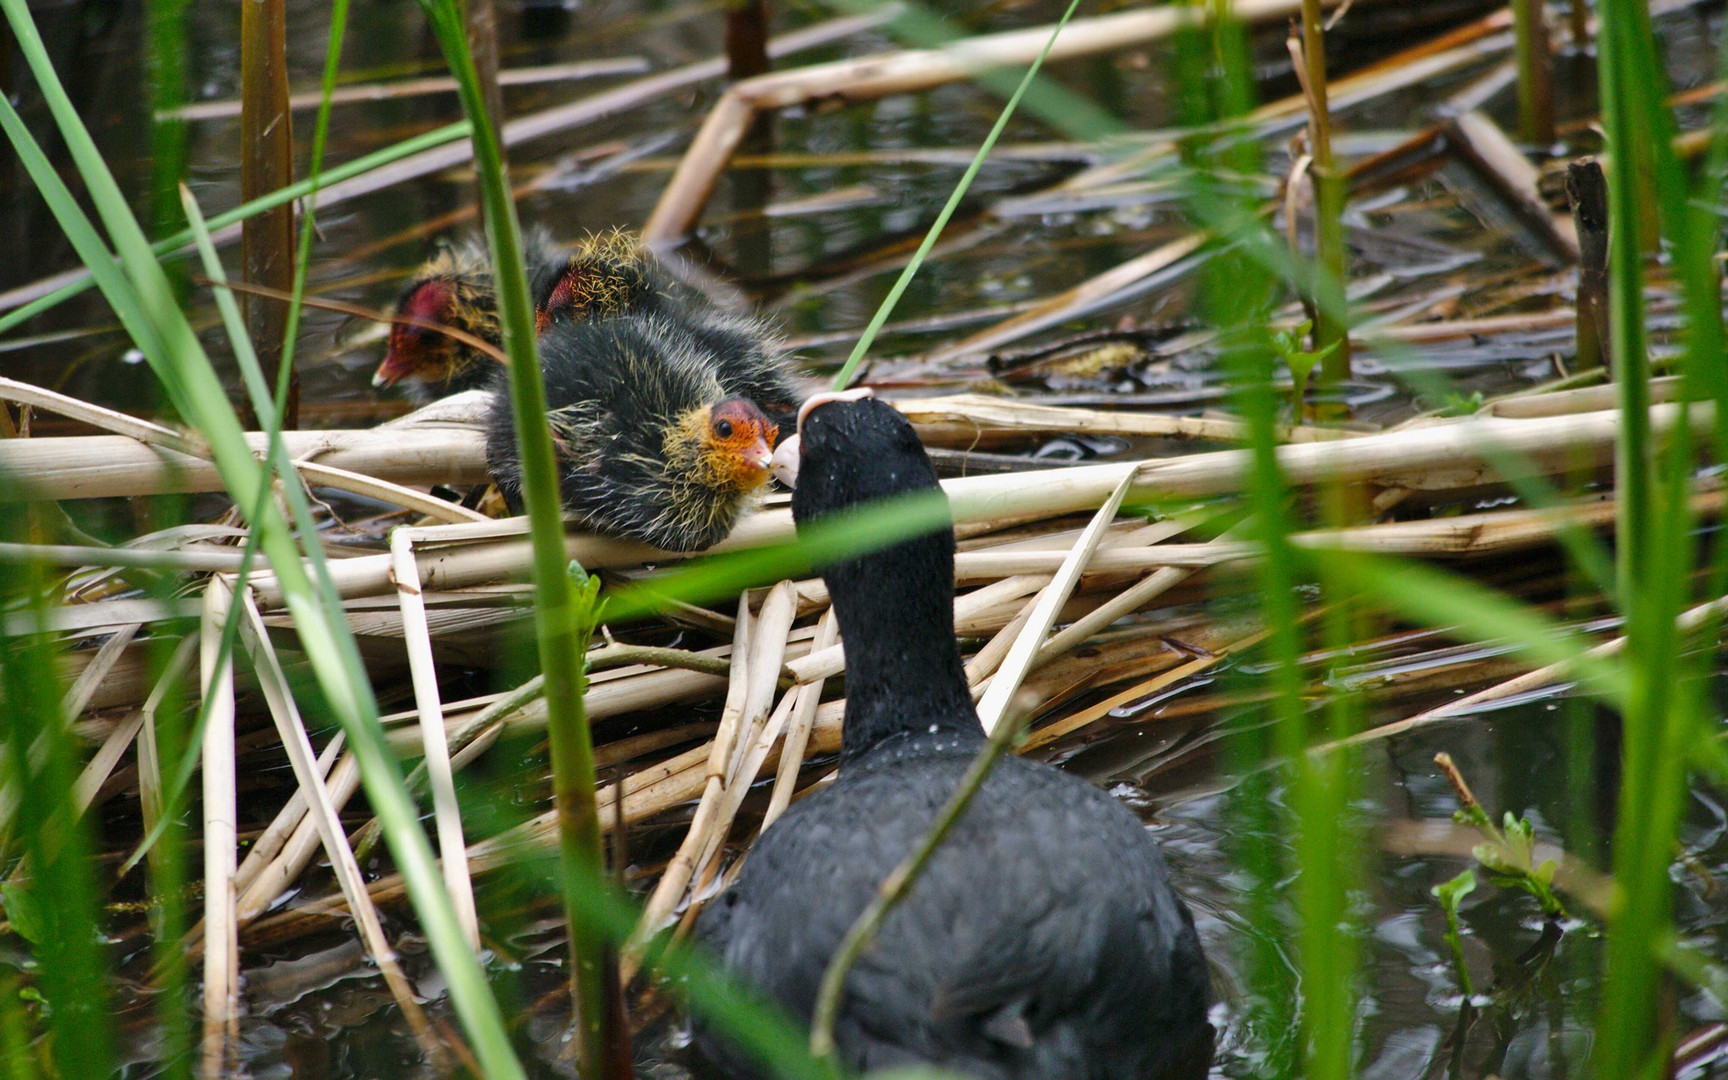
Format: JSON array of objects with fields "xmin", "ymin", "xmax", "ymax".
[{"xmin": 692, "ymin": 396, "xmax": 1212, "ymax": 1080}]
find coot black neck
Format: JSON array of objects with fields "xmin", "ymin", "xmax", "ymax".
[{"xmin": 825, "ymin": 526, "xmax": 984, "ymax": 764}]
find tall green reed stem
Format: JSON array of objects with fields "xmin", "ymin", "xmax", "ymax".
[
  {"xmin": 829, "ymin": 0, "xmax": 1088, "ymax": 390},
  {"xmin": 0, "ymin": 4, "xmax": 528, "ymax": 1073},
  {"xmin": 0, "ymin": 121, "xmax": 468, "ymax": 338},
  {"xmin": 1592, "ymin": 0, "xmax": 1726, "ymax": 1066},
  {"xmin": 413, "ymin": 2, "xmax": 610, "ymax": 1073},
  {"xmin": 0, "ymin": 501, "xmax": 113, "ymax": 1080}
]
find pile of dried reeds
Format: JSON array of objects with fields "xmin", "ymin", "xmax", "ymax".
[{"xmin": 0, "ymin": 366, "xmax": 1714, "ymax": 1028}]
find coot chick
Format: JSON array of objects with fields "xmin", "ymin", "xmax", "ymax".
[
  {"xmin": 691, "ymin": 393, "xmax": 1212, "ymax": 1080},
  {"xmin": 372, "ymin": 229, "xmax": 561, "ymax": 393},
  {"xmin": 484, "ymin": 314, "xmax": 779, "ymax": 552},
  {"xmin": 534, "ymin": 235, "xmax": 803, "ymax": 437}
]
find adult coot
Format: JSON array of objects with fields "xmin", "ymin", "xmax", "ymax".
[{"xmin": 691, "ymin": 392, "xmax": 1213, "ymax": 1079}]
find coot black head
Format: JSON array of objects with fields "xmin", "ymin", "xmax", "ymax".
[{"xmin": 781, "ymin": 391, "xmax": 980, "ymax": 762}]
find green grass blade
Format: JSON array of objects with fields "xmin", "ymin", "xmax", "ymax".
[
  {"xmin": 1, "ymin": 4, "xmax": 528, "ymax": 1073},
  {"xmin": 0, "ymin": 120, "xmax": 468, "ymax": 339},
  {"xmin": 829, "ymin": 0, "xmax": 1087, "ymax": 390},
  {"xmin": 411, "ymin": 1, "xmax": 604, "ymax": 1072},
  {"xmin": 0, "ymin": 500, "xmax": 113, "ymax": 1080}
]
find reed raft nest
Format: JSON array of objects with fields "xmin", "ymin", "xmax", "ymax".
[{"xmin": 0, "ymin": 367, "xmax": 1717, "ymax": 1030}]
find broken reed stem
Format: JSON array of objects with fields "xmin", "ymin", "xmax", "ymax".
[
  {"xmin": 390, "ymin": 530, "xmax": 480, "ymax": 951},
  {"xmin": 1291, "ymin": 4, "xmax": 1353, "ymax": 387},
  {"xmin": 238, "ymin": 0, "xmax": 295, "ymax": 429},
  {"xmin": 1566, "ymin": 158, "xmax": 1610, "ymax": 371},
  {"xmin": 198, "ymin": 580, "xmax": 239, "ymax": 1080},
  {"xmin": 1511, "ymin": 0, "xmax": 1555, "ymax": 145},
  {"xmin": 237, "ymin": 589, "xmax": 447, "ymax": 1062},
  {"xmin": 763, "ymin": 609, "xmax": 839, "ymax": 832}
]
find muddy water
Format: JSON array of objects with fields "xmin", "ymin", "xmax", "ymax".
[{"xmin": 6, "ymin": 0, "xmax": 1728, "ymax": 1076}]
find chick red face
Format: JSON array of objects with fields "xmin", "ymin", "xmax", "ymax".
[
  {"xmin": 536, "ymin": 266, "xmax": 585, "ymax": 335},
  {"xmin": 701, "ymin": 398, "xmax": 777, "ymax": 492},
  {"xmin": 535, "ymin": 257, "xmax": 643, "ymax": 334},
  {"xmin": 375, "ymin": 279, "xmax": 457, "ymax": 387}
]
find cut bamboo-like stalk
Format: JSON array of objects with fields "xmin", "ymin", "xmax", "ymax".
[
  {"xmin": 135, "ymin": 635, "xmax": 199, "ymax": 858},
  {"xmin": 762, "ymin": 608, "xmax": 838, "ymax": 831},
  {"xmin": 390, "ymin": 529, "xmax": 479, "ymax": 950},
  {"xmin": 239, "ymin": 400, "xmax": 1709, "ymax": 608},
  {"xmin": 622, "ymin": 596, "xmax": 754, "ymax": 979},
  {"xmin": 198, "ymin": 580, "xmax": 240, "ymax": 1080},
  {"xmin": 977, "ymin": 473, "xmax": 1133, "ymax": 733},
  {"xmin": 61, "ymin": 622, "xmax": 139, "ymax": 719},
  {"xmin": 237, "ymin": 589, "xmax": 440, "ymax": 1049}
]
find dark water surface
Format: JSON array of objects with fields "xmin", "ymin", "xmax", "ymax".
[{"xmin": 5, "ymin": 0, "xmax": 1727, "ymax": 1076}]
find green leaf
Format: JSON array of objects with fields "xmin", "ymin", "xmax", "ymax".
[
  {"xmin": 1, "ymin": 884, "xmax": 43, "ymax": 945},
  {"xmin": 1431, "ymin": 868, "xmax": 1478, "ymax": 912}
]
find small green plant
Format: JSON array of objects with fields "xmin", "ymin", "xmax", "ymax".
[
  {"xmin": 1435, "ymin": 753, "xmax": 1566, "ymax": 920},
  {"xmin": 1431, "ymin": 869, "xmax": 1477, "ymax": 998},
  {"xmin": 1437, "ymin": 391, "xmax": 1485, "ymax": 417},
  {"xmin": 1269, "ymin": 319, "xmax": 1339, "ymax": 421}
]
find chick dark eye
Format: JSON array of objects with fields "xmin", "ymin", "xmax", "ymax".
[{"xmin": 716, "ymin": 420, "xmax": 735, "ymax": 439}]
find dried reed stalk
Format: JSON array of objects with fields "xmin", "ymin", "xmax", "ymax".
[
  {"xmin": 1450, "ymin": 111, "xmax": 1578, "ymax": 261},
  {"xmin": 900, "ymin": 394, "xmax": 1348, "ymax": 446},
  {"xmin": 762, "ymin": 608, "xmax": 838, "ymax": 831},
  {"xmin": 237, "ymin": 590, "xmax": 441, "ymax": 1053},
  {"xmin": 643, "ymin": 0, "xmax": 1392, "ymax": 243},
  {"xmin": 1326, "ymin": 591, "xmax": 1728, "ymax": 751},
  {"xmin": 198, "ymin": 580, "xmax": 240, "ymax": 1079},
  {"xmin": 390, "ymin": 530, "xmax": 480, "ymax": 950},
  {"xmin": 162, "ymin": 58, "xmax": 651, "ymax": 121},
  {"xmin": 925, "ymin": 233, "xmax": 1208, "ymax": 363},
  {"xmin": 977, "ymin": 475, "xmax": 1133, "ymax": 732},
  {"xmin": 238, "ymin": 401, "xmax": 1712, "ymax": 608},
  {"xmin": 621, "ymin": 596, "xmax": 755, "ymax": 979}
]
